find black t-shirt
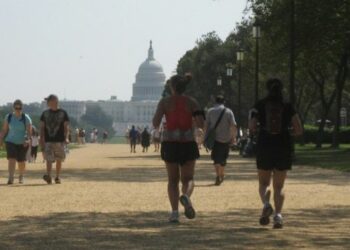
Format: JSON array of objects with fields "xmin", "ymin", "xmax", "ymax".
[
  {"xmin": 252, "ymin": 97, "xmax": 296, "ymax": 149},
  {"xmin": 40, "ymin": 109, "xmax": 70, "ymax": 142}
]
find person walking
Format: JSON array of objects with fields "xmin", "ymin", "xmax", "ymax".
[
  {"xmin": 141, "ymin": 127, "xmax": 151, "ymax": 153},
  {"xmin": 153, "ymin": 74, "xmax": 205, "ymax": 223},
  {"xmin": 249, "ymin": 78, "xmax": 303, "ymax": 229},
  {"xmin": 151, "ymin": 127, "xmax": 161, "ymax": 152},
  {"xmin": 102, "ymin": 130, "xmax": 108, "ymax": 144},
  {"xmin": 129, "ymin": 125, "xmax": 138, "ymax": 153},
  {"xmin": 40, "ymin": 94, "xmax": 70, "ymax": 184},
  {"xmin": 31, "ymin": 127, "xmax": 40, "ymax": 163},
  {"xmin": 0, "ymin": 100, "xmax": 32, "ymax": 184},
  {"xmin": 205, "ymin": 95, "xmax": 237, "ymax": 186}
]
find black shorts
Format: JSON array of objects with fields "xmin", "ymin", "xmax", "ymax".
[
  {"xmin": 256, "ymin": 147, "xmax": 292, "ymax": 171},
  {"xmin": 6, "ymin": 142, "xmax": 28, "ymax": 162},
  {"xmin": 161, "ymin": 141, "xmax": 200, "ymax": 166},
  {"xmin": 211, "ymin": 141, "xmax": 230, "ymax": 166}
]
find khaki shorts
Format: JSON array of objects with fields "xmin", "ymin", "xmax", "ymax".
[{"xmin": 45, "ymin": 143, "xmax": 66, "ymax": 163}]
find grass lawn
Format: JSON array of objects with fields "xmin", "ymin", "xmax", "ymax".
[{"xmin": 295, "ymin": 144, "xmax": 350, "ymax": 172}]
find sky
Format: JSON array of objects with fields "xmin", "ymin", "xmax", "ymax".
[{"xmin": 0, "ymin": 0, "xmax": 248, "ymax": 104}]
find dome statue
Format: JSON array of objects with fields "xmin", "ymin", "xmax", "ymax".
[{"xmin": 131, "ymin": 41, "xmax": 166, "ymax": 101}]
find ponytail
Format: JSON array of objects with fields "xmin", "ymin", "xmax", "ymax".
[{"xmin": 170, "ymin": 73, "xmax": 192, "ymax": 94}]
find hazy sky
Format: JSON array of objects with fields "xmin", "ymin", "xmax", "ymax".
[{"xmin": 0, "ymin": 0, "xmax": 247, "ymax": 104}]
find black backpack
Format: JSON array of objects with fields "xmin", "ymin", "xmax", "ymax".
[{"xmin": 264, "ymin": 101, "xmax": 284, "ymax": 135}]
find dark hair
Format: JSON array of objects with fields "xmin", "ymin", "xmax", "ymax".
[
  {"xmin": 45, "ymin": 94, "xmax": 58, "ymax": 103},
  {"xmin": 169, "ymin": 73, "xmax": 192, "ymax": 94},
  {"xmin": 13, "ymin": 99, "xmax": 23, "ymax": 107},
  {"xmin": 266, "ymin": 78, "xmax": 283, "ymax": 101},
  {"xmin": 215, "ymin": 95, "xmax": 225, "ymax": 104}
]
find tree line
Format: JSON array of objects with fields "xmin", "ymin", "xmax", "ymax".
[{"xmin": 173, "ymin": 0, "xmax": 350, "ymax": 148}]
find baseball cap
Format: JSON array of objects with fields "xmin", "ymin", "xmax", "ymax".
[{"xmin": 45, "ymin": 94, "xmax": 58, "ymax": 103}]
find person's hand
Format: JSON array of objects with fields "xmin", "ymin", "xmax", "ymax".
[
  {"xmin": 230, "ymin": 137, "xmax": 237, "ymax": 146},
  {"xmin": 65, "ymin": 138, "xmax": 70, "ymax": 144}
]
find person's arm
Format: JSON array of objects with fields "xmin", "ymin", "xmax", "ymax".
[
  {"xmin": 291, "ymin": 114, "xmax": 303, "ymax": 136},
  {"xmin": 39, "ymin": 121, "xmax": 45, "ymax": 148},
  {"xmin": 190, "ymin": 97, "xmax": 204, "ymax": 129},
  {"xmin": 64, "ymin": 111, "xmax": 70, "ymax": 143},
  {"xmin": 229, "ymin": 110, "xmax": 238, "ymax": 144},
  {"xmin": 230, "ymin": 124, "xmax": 238, "ymax": 145},
  {"xmin": 153, "ymin": 99, "xmax": 165, "ymax": 129},
  {"xmin": 64, "ymin": 121, "xmax": 70, "ymax": 143},
  {"xmin": 0, "ymin": 118, "xmax": 9, "ymax": 147},
  {"xmin": 248, "ymin": 107, "xmax": 259, "ymax": 135}
]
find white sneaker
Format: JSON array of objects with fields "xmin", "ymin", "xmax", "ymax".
[{"xmin": 273, "ymin": 214, "xmax": 283, "ymax": 229}]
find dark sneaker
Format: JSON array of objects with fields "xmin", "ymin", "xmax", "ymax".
[
  {"xmin": 179, "ymin": 195, "xmax": 196, "ymax": 219},
  {"xmin": 215, "ymin": 176, "xmax": 221, "ymax": 186},
  {"xmin": 43, "ymin": 175, "xmax": 52, "ymax": 184},
  {"xmin": 7, "ymin": 179, "xmax": 14, "ymax": 185},
  {"xmin": 273, "ymin": 215, "xmax": 283, "ymax": 229},
  {"xmin": 19, "ymin": 175, "xmax": 24, "ymax": 184},
  {"xmin": 55, "ymin": 177, "xmax": 61, "ymax": 184},
  {"xmin": 168, "ymin": 211, "xmax": 179, "ymax": 223},
  {"xmin": 259, "ymin": 203, "xmax": 274, "ymax": 226}
]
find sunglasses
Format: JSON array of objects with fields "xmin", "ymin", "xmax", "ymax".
[{"xmin": 14, "ymin": 106, "xmax": 22, "ymax": 110}]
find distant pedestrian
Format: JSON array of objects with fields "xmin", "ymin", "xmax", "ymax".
[
  {"xmin": 151, "ymin": 127, "xmax": 161, "ymax": 152},
  {"xmin": 129, "ymin": 125, "xmax": 138, "ymax": 153},
  {"xmin": 0, "ymin": 100, "xmax": 32, "ymax": 184},
  {"xmin": 249, "ymin": 78, "xmax": 303, "ymax": 229},
  {"xmin": 153, "ymin": 74, "xmax": 205, "ymax": 223},
  {"xmin": 205, "ymin": 95, "xmax": 237, "ymax": 186},
  {"xmin": 31, "ymin": 127, "xmax": 40, "ymax": 163},
  {"xmin": 102, "ymin": 130, "xmax": 108, "ymax": 144},
  {"xmin": 40, "ymin": 94, "xmax": 70, "ymax": 184},
  {"xmin": 141, "ymin": 128, "xmax": 151, "ymax": 152}
]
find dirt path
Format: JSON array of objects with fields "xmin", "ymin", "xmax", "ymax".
[{"xmin": 0, "ymin": 144, "xmax": 349, "ymax": 250}]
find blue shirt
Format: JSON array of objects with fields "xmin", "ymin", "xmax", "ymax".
[{"xmin": 5, "ymin": 113, "xmax": 32, "ymax": 145}]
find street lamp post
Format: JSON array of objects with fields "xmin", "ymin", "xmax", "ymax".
[
  {"xmin": 253, "ymin": 20, "xmax": 261, "ymax": 103},
  {"xmin": 217, "ymin": 76, "xmax": 222, "ymax": 87},
  {"xmin": 236, "ymin": 49, "xmax": 244, "ymax": 138}
]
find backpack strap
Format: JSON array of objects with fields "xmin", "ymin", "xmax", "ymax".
[
  {"xmin": 214, "ymin": 108, "xmax": 226, "ymax": 130},
  {"xmin": 7, "ymin": 113, "xmax": 26, "ymax": 128},
  {"xmin": 7, "ymin": 113, "xmax": 12, "ymax": 124},
  {"xmin": 22, "ymin": 113, "xmax": 26, "ymax": 127}
]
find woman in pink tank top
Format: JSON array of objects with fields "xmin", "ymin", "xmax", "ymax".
[{"xmin": 153, "ymin": 74, "xmax": 204, "ymax": 223}]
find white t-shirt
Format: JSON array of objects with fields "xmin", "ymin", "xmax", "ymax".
[{"xmin": 31, "ymin": 135, "xmax": 39, "ymax": 147}]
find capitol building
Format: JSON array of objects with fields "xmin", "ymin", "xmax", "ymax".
[{"xmin": 59, "ymin": 41, "xmax": 166, "ymax": 135}]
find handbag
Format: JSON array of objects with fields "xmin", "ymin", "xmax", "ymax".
[{"xmin": 204, "ymin": 108, "xmax": 226, "ymax": 150}]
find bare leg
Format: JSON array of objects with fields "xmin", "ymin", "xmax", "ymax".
[
  {"xmin": 8, "ymin": 159, "xmax": 16, "ymax": 182},
  {"xmin": 181, "ymin": 161, "xmax": 195, "ymax": 197},
  {"xmin": 258, "ymin": 170, "xmax": 272, "ymax": 205},
  {"xmin": 56, "ymin": 160, "xmax": 62, "ymax": 178},
  {"xmin": 166, "ymin": 162, "xmax": 180, "ymax": 211},
  {"xmin": 273, "ymin": 170, "xmax": 287, "ymax": 214},
  {"xmin": 46, "ymin": 161, "xmax": 53, "ymax": 177},
  {"xmin": 216, "ymin": 165, "xmax": 225, "ymax": 179},
  {"xmin": 18, "ymin": 161, "xmax": 26, "ymax": 176}
]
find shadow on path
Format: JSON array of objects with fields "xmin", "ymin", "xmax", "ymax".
[{"xmin": 0, "ymin": 207, "xmax": 349, "ymax": 250}]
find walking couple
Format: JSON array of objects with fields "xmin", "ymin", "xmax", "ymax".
[
  {"xmin": 153, "ymin": 75, "xmax": 302, "ymax": 229},
  {"xmin": 0, "ymin": 95, "xmax": 70, "ymax": 185}
]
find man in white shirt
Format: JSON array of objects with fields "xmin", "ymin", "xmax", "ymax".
[{"xmin": 205, "ymin": 95, "xmax": 237, "ymax": 185}]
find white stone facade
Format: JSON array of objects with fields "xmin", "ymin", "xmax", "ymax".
[{"xmin": 55, "ymin": 41, "xmax": 165, "ymax": 135}]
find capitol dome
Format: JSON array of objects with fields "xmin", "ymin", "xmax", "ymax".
[{"xmin": 131, "ymin": 41, "xmax": 166, "ymax": 101}]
